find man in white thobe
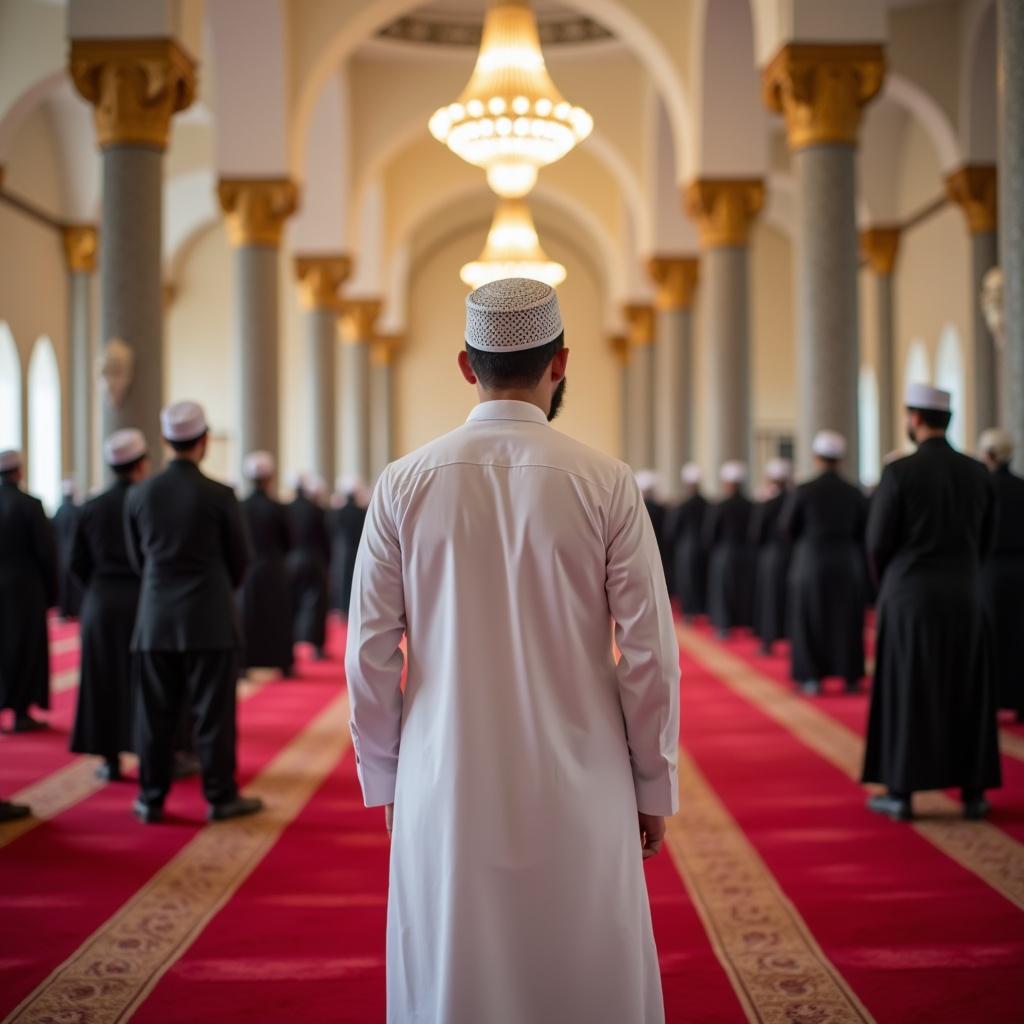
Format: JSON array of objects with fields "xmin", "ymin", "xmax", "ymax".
[{"xmin": 346, "ymin": 278, "xmax": 680, "ymax": 1024}]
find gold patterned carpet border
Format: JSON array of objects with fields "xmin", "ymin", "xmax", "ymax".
[
  {"xmin": 678, "ymin": 627, "xmax": 1024, "ymax": 913},
  {"xmin": 4, "ymin": 691, "xmax": 350, "ymax": 1024},
  {"xmin": 667, "ymin": 747, "xmax": 875, "ymax": 1024}
]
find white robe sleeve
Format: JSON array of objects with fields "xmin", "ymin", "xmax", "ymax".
[
  {"xmin": 346, "ymin": 466, "xmax": 406, "ymax": 807},
  {"xmin": 605, "ymin": 468, "xmax": 680, "ymax": 816}
]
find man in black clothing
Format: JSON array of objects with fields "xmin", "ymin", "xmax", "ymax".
[
  {"xmin": 978, "ymin": 428, "xmax": 1024, "ymax": 720},
  {"xmin": 863, "ymin": 385, "xmax": 1000, "ymax": 822},
  {"xmin": 781, "ymin": 433, "xmax": 868, "ymax": 697},
  {"xmin": 0, "ymin": 449, "xmax": 56, "ymax": 733},
  {"xmin": 70, "ymin": 429, "xmax": 150, "ymax": 781},
  {"xmin": 53, "ymin": 479, "xmax": 82, "ymax": 620},
  {"xmin": 750, "ymin": 458, "xmax": 793, "ymax": 656},
  {"xmin": 125, "ymin": 402, "xmax": 261, "ymax": 824},
  {"xmin": 636, "ymin": 470, "xmax": 671, "ymax": 590},
  {"xmin": 668, "ymin": 463, "xmax": 708, "ymax": 620},
  {"xmin": 327, "ymin": 476, "xmax": 367, "ymax": 619},
  {"xmin": 704, "ymin": 461, "xmax": 755, "ymax": 638},
  {"xmin": 287, "ymin": 475, "xmax": 331, "ymax": 660},
  {"xmin": 238, "ymin": 451, "xmax": 293, "ymax": 676}
]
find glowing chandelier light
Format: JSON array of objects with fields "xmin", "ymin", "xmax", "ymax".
[
  {"xmin": 429, "ymin": 0, "xmax": 594, "ymax": 198},
  {"xmin": 460, "ymin": 197, "xmax": 567, "ymax": 289}
]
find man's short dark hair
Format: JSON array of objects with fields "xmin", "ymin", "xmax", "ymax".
[
  {"xmin": 113, "ymin": 456, "xmax": 146, "ymax": 479},
  {"xmin": 466, "ymin": 332, "xmax": 564, "ymax": 389},
  {"xmin": 0, "ymin": 469, "xmax": 17, "ymax": 484},
  {"xmin": 168, "ymin": 431, "xmax": 207, "ymax": 454},
  {"xmin": 908, "ymin": 407, "xmax": 952, "ymax": 430}
]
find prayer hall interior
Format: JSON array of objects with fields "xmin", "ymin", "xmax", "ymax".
[{"xmin": 2, "ymin": 0, "xmax": 1024, "ymax": 1021}]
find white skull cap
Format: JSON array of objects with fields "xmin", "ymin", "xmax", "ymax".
[
  {"xmin": 336, "ymin": 474, "xmax": 363, "ymax": 495},
  {"xmin": 905, "ymin": 382, "xmax": 951, "ymax": 412},
  {"xmin": 243, "ymin": 450, "xmax": 276, "ymax": 481},
  {"xmin": 764, "ymin": 457, "xmax": 793, "ymax": 481},
  {"xmin": 61, "ymin": 477, "xmax": 77, "ymax": 496},
  {"xmin": 720, "ymin": 461, "xmax": 747, "ymax": 484},
  {"xmin": 681, "ymin": 462, "xmax": 702, "ymax": 485},
  {"xmin": 465, "ymin": 278, "xmax": 563, "ymax": 352},
  {"xmin": 303, "ymin": 473, "xmax": 327, "ymax": 498},
  {"xmin": 979, "ymin": 427, "xmax": 1013, "ymax": 463},
  {"xmin": 0, "ymin": 450, "xmax": 23, "ymax": 472},
  {"xmin": 161, "ymin": 400, "xmax": 208, "ymax": 443},
  {"xmin": 812, "ymin": 430, "xmax": 847, "ymax": 460},
  {"xmin": 634, "ymin": 469, "xmax": 660, "ymax": 494},
  {"xmin": 104, "ymin": 428, "xmax": 147, "ymax": 468}
]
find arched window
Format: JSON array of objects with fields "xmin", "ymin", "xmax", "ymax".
[
  {"xmin": 28, "ymin": 337, "xmax": 61, "ymax": 512},
  {"xmin": 935, "ymin": 325, "xmax": 966, "ymax": 450},
  {"xmin": 904, "ymin": 338, "xmax": 930, "ymax": 395},
  {"xmin": 0, "ymin": 323, "xmax": 21, "ymax": 451},
  {"xmin": 858, "ymin": 366, "xmax": 880, "ymax": 487}
]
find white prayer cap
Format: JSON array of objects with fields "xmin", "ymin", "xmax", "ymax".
[
  {"xmin": 812, "ymin": 430, "xmax": 847, "ymax": 460},
  {"xmin": 335, "ymin": 474, "xmax": 362, "ymax": 496},
  {"xmin": 303, "ymin": 473, "xmax": 327, "ymax": 499},
  {"xmin": 720, "ymin": 461, "xmax": 747, "ymax": 484},
  {"xmin": 243, "ymin": 450, "xmax": 275, "ymax": 481},
  {"xmin": 0, "ymin": 450, "xmax": 22, "ymax": 473},
  {"xmin": 634, "ymin": 469, "xmax": 660, "ymax": 495},
  {"xmin": 905, "ymin": 382, "xmax": 951, "ymax": 412},
  {"xmin": 161, "ymin": 400, "xmax": 208, "ymax": 443},
  {"xmin": 681, "ymin": 462, "xmax": 702, "ymax": 486},
  {"xmin": 764, "ymin": 457, "xmax": 792, "ymax": 482},
  {"xmin": 465, "ymin": 278, "xmax": 563, "ymax": 352},
  {"xmin": 61, "ymin": 477, "xmax": 77, "ymax": 497},
  {"xmin": 979, "ymin": 427, "xmax": 1013, "ymax": 463},
  {"xmin": 104, "ymin": 428, "xmax": 147, "ymax": 468}
]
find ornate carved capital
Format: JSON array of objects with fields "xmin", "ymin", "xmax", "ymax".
[
  {"xmin": 762, "ymin": 44, "xmax": 885, "ymax": 150},
  {"xmin": 685, "ymin": 179, "xmax": 764, "ymax": 248},
  {"xmin": 945, "ymin": 165, "xmax": 998, "ymax": 235},
  {"xmin": 70, "ymin": 38, "xmax": 196, "ymax": 150},
  {"xmin": 218, "ymin": 178, "xmax": 298, "ymax": 248},
  {"xmin": 339, "ymin": 298, "xmax": 383, "ymax": 343},
  {"xmin": 608, "ymin": 334, "xmax": 629, "ymax": 366},
  {"xmin": 371, "ymin": 333, "xmax": 403, "ymax": 367},
  {"xmin": 61, "ymin": 224, "xmax": 98, "ymax": 273},
  {"xmin": 623, "ymin": 303, "xmax": 655, "ymax": 348},
  {"xmin": 294, "ymin": 254, "xmax": 352, "ymax": 310},
  {"xmin": 647, "ymin": 256, "xmax": 699, "ymax": 311},
  {"xmin": 859, "ymin": 226, "xmax": 901, "ymax": 276}
]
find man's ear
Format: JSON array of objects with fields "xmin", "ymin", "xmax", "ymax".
[
  {"xmin": 551, "ymin": 347, "xmax": 569, "ymax": 381},
  {"xmin": 458, "ymin": 350, "xmax": 478, "ymax": 385}
]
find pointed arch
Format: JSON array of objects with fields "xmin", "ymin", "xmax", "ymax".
[
  {"xmin": 936, "ymin": 325, "xmax": 966, "ymax": 450},
  {"xmin": 28, "ymin": 336, "xmax": 61, "ymax": 512},
  {"xmin": 858, "ymin": 366, "xmax": 880, "ymax": 485}
]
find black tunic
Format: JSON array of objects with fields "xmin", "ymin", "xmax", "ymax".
[
  {"xmin": 69, "ymin": 480, "xmax": 139, "ymax": 756},
  {"xmin": 781, "ymin": 471, "xmax": 867, "ymax": 682},
  {"xmin": 326, "ymin": 498, "xmax": 366, "ymax": 615},
  {"xmin": 980, "ymin": 465, "xmax": 1024, "ymax": 714},
  {"xmin": 704, "ymin": 493, "xmax": 755, "ymax": 631},
  {"xmin": 862, "ymin": 438, "xmax": 1001, "ymax": 794},
  {"xmin": 667, "ymin": 494, "xmax": 708, "ymax": 616},
  {"xmin": 750, "ymin": 492, "xmax": 791, "ymax": 646},
  {"xmin": 287, "ymin": 493, "xmax": 331, "ymax": 648},
  {"xmin": 238, "ymin": 489, "xmax": 294, "ymax": 673},
  {"xmin": 53, "ymin": 497, "xmax": 83, "ymax": 619},
  {"xmin": 643, "ymin": 498, "xmax": 671, "ymax": 591},
  {"xmin": 0, "ymin": 481, "xmax": 56, "ymax": 712}
]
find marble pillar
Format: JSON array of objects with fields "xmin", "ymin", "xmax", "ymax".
[
  {"xmin": 370, "ymin": 334, "xmax": 401, "ymax": 479},
  {"xmin": 686, "ymin": 179, "xmax": 764, "ymax": 475},
  {"xmin": 295, "ymin": 255, "xmax": 352, "ymax": 485},
  {"xmin": 947, "ymin": 166, "xmax": 1000, "ymax": 434},
  {"xmin": 339, "ymin": 299, "xmax": 381, "ymax": 483},
  {"xmin": 860, "ymin": 227, "xmax": 901, "ymax": 462},
  {"xmin": 623, "ymin": 304, "xmax": 655, "ymax": 469},
  {"xmin": 764, "ymin": 44, "xmax": 885, "ymax": 475},
  {"xmin": 70, "ymin": 39, "xmax": 195, "ymax": 467},
  {"xmin": 648, "ymin": 257, "xmax": 699, "ymax": 499},
  {"xmin": 61, "ymin": 224, "xmax": 98, "ymax": 489},
  {"xmin": 609, "ymin": 334, "xmax": 630, "ymax": 464},
  {"xmin": 218, "ymin": 178, "xmax": 298, "ymax": 477}
]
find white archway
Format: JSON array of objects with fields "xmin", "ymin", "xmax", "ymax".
[
  {"xmin": 27, "ymin": 336, "xmax": 61, "ymax": 512},
  {"xmin": 0, "ymin": 323, "xmax": 22, "ymax": 451},
  {"xmin": 882, "ymin": 72, "xmax": 962, "ymax": 174},
  {"xmin": 858, "ymin": 365, "xmax": 880, "ymax": 485},
  {"xmin": 935, "ymin": 324, "xmax": 966, "ymax": 450},
  {"xmin": 904, "ymin": 338, "xmax": 931, "ymax": 396}
]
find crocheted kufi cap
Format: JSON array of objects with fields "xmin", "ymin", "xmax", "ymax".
[
  {"xmin": 104, "ymin": 429, "xmax": 147, "ymax": 468},
  {"xmin": 465, "ymin": 278, "xmax": 563, "ymax": 353}
]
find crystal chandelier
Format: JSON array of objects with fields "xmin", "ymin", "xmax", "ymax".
[
  {"xmin": 460, "ymin": 197, "xmax": 567, "ymax": 289},
  {"xmin": 429, "ymin": 0, "xmax": 594, "ymax": 198}
]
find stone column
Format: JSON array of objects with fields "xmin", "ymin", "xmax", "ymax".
[
  {"xmin": 686, "ymin": 179, "xmax": 764, "ymax": 474},
  {"xmin": 947, "ymin": 165, "xmax": 1001, "ymax": 433},
  {"xmin": 61, "ymin": 224, "xmax": 98, "ymax": 489},
  {"xmin": 70, "ymin": 39, "xmax": 196, "ymax": 465},
  {"xmin": 860, "ymin": 227, "xmax": 901, "ymax": 462},
  {"xmin": 623, "ymin": 304, "xmax": 655, "ymax": 469},
  {"xmin": 218, "ymin": 178, "xmax": 298, "ymax": 476},
  {"xmin": 648, "ymin": 256, "xmax": 699, "ymax": 499},
  {"xmin": 608, "ymin": 334, "xmax": 630, "ymax": 463},
  {"xmin": 764, "ymin": 44, "xmax": 885, "ymax": 475},
  {"xmin": 339, "ymin": 299, "xmax": 381, "ymax": 482},
  {"xmin": 295, "ymin": 255, "xmax": 351, "ymax": 485},
  {"xmin": 370, "ymin": 334, "xmax": 401, "ymax": 479}
]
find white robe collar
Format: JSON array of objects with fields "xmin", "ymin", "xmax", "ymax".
[{"xmin": 466, "ymin": 400, "xmax": 549, "ymax": 426}]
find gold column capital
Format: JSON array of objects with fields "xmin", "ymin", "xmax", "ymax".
[
  {"xmin": 685, "ymin": 179, "xmax": 764, "ymax": 248},
  {"xmin": 623, "ymin": 303, "xmax": 655, "ymax": 347},
  {"xmin": 294, "ymin": 254, "xmax": 352, "ymax": 310},
  {"xmin": 217, "ymin": 178, "xmax": 299, "ymax": 248},
  {"xmin": 339, "ymin": 298, "xmax": 383, "ymax": 343},
  {"xmin": 762, "ymin": 43, "xmax": 885, "ymax": 150},
  {"xmin": 608, "ymin": 333, "xmax": 630, "ymax": 366},
  {"xmin": 371, "ymin": 333, "xmax": 403, "ymax": 367},
  {"xmin": 945, "ymin": 164, "xmax": 998, "ymax": 235},
  {"xmin": 70, "ymin": 37, "xmax": 196, "ymax": 150},
  {"xmin": 61, "ymin": 224, "xmax": 98, "ymax": 273},
  {"xmin": 647, "ymin": 256, "xmax": 699, "ymax": 311},
  {"xmin": 859, "ymin": 226, "xmax": 901, "ymax": 276}
]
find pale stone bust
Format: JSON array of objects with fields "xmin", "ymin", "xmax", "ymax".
[
  {"xmin": 97, "ymin": 337, "xmax": 134, "ymax": 408},
  {"xmin": 981, "ymin": 266, "xmax": 1004, "ymax": 348}
]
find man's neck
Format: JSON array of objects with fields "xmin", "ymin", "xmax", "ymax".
[
  {"xmin": 476, "ymin": 389, "xmax": 548, "ymax": 417},
  {"xmin": 915, "ymin": 427, "xmax": 947, "ymax": 444}
]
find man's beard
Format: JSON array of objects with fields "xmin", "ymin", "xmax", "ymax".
[
  {"xmin": 548, "ymin": 377, "xmax": 568, "ymax": 422},
  {"xmin": 906, "ymin": 426, "xmax": 916, "ymax": 446}
]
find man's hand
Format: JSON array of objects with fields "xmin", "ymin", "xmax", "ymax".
[
  {"xmin": 638, "ymin": 812, "xmax": 665, "ymax": 860},
  {"xmin": 385, "ymin": 803, "xmax": 394, "ymax": 836}
]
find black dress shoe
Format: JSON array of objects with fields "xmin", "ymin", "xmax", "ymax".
[
  {"xmin": 0, "ymin": 801, "xmax": 31, "ymax": 823},
  {"xmin": 208, "ymin": 795, "xmax": 263, "ymax": 822},
  {"xmin": 866, "ymin": 793, "xmax": 912, "ymax": 821},
  {"xmin": 133, "ymin": 798, "xmax": 163, "ymax": 824},
  {"xmin": 799, "ymin": 680, "xmax": 821, "ymax": 697},
  {"xmin": 95, "ymin": 759, "xmax": 123, "ymax": 782},
  {"xmin": 964, "ymin": 797, "xmax": 991, "ymax": 821},
  {"xmin": 12, "ymin": 714, "xmax": 47, "ymax": 734}
]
